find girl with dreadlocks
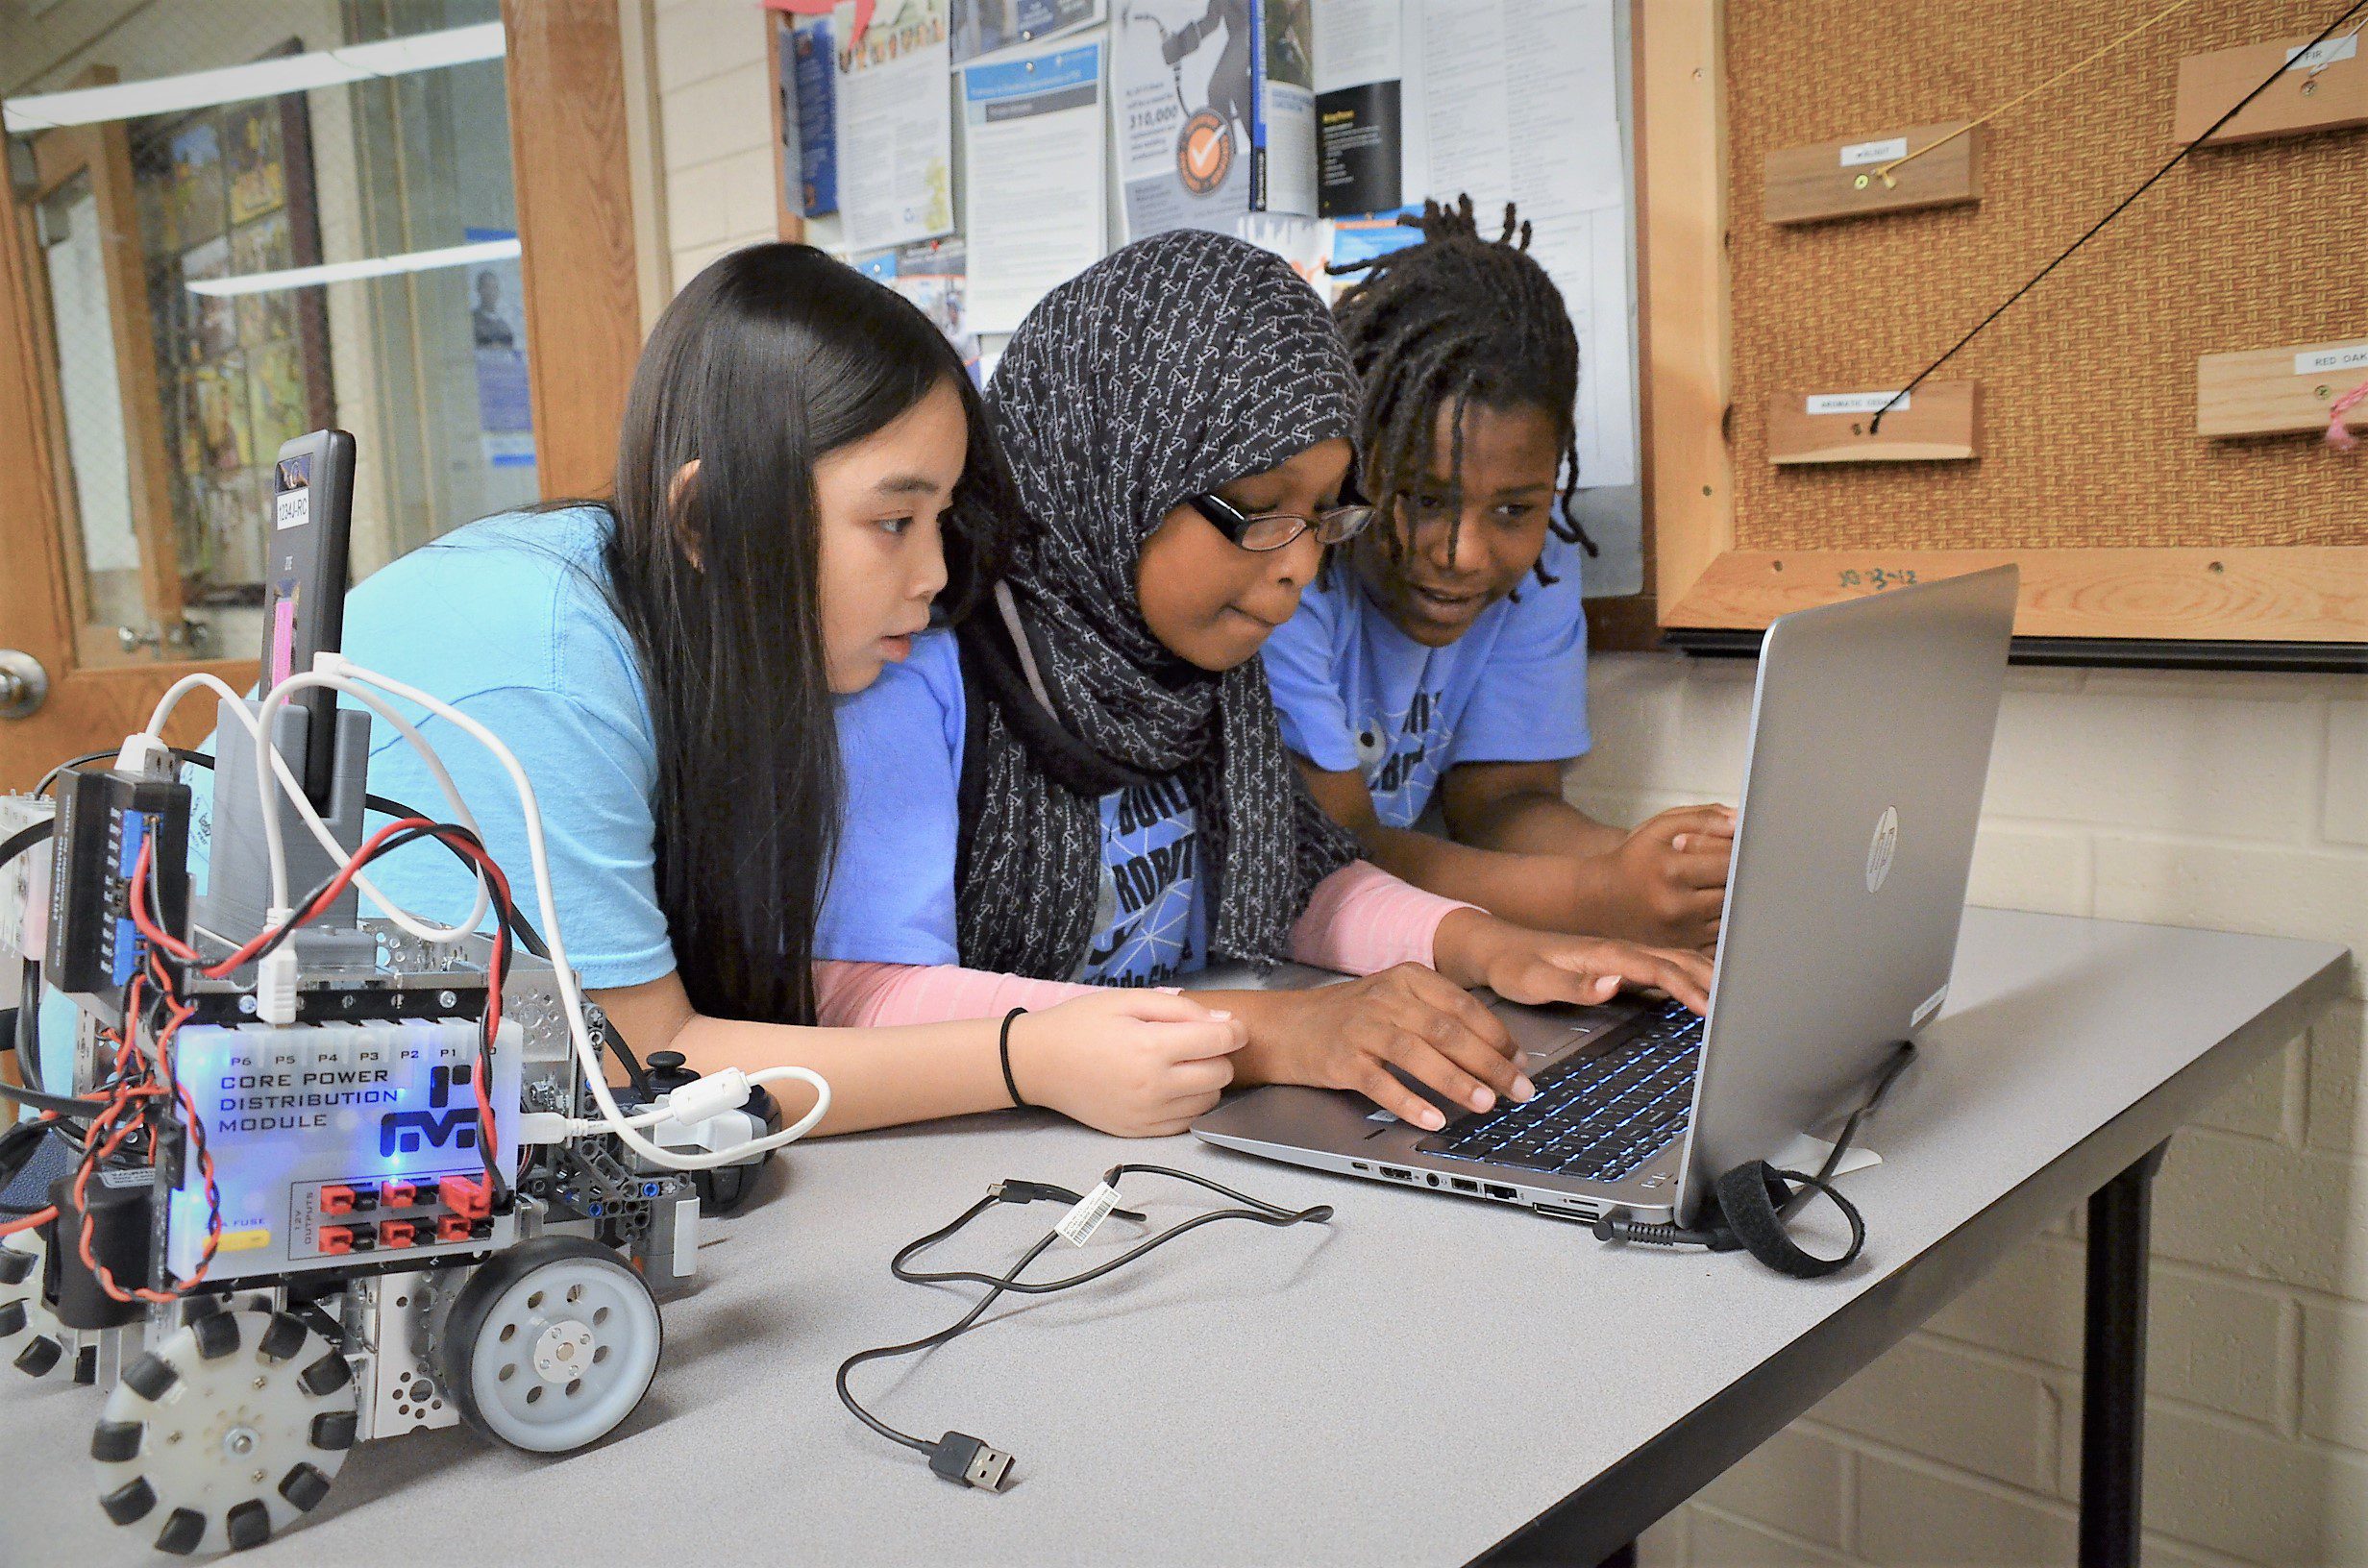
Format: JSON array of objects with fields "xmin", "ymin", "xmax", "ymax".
[
  {"xmin": 1264, "ymin": 199, "xmax": 1736, "ymax": 952},
  {"xmin": 813, "ymin": 229, "xmax": 1709, "ymax": 1135}
]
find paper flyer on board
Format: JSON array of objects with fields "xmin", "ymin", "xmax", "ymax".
[
  {"xmin": 950, "ymin": 0, "xmax": 1105, "ymax": 63},
  {"xmin": 1112, "ymin": 0, "xmax": 1316, "ymax": 239},
  {"xmin": 1310, "ymin": 0, "xmax": 1399, "ymax": 215},
  {"xmin": 961, "ymin": 39, "xmax": 1107, "ymax": 333},
  {"xmin": 835, "ymin": 0, "xmax": 956, "ymax": 251},
  {"xmin": 854, "ymin": 238, "xmax": 982, "ymax": 381},
  {"xmin": 1401, "ymin": 0, "xmax": 1633, "ymax": 487}
]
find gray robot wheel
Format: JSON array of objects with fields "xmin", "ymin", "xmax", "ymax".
[{"xmin": 440, "ymin": 1236, "xmax": 660, "ymax": 1454}]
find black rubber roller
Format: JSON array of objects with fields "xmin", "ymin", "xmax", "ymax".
[
  {"xmin": 278, "ymin": 1462, "xmax": 333, "ymax": 1512},
  {"xmin": 258, "ymin": 1312, "xmax": 308, "ymax": 1363},
  {"xmin": 225, "ymin": 1498, "xmax": 272, "ymax": 1552},
  {"xmin": 90, "ymin": 1418, "xmax": 144, "ymax": 1462},
  {"xmin": 0, "ymin": 1300, "xmax": 24, "ymax": 1337},
  {"xmin": 191, "ymin": 1310, "xmax": 241, "ymax": 1360},
  {"xmin": 155, "ymin": 1507, "xmax": 207, "ymax": 1555},
  {"xmin": 120, "ymin": 1350, "xmax": 178, "ymax": 1401},
  {"xmin": 308, "ymin": 1409, "xmax": 358, "ymax": 1451},
  {"xmin": 0, "ymin": 1245, "xmax": 31, "ymax": 1286},
  {"xmin": 100, "ymin": 1475, "xmax": 158, "ymax": 1525},
  {"xmin": 296, "ymin": 1351, "xmax": 350, "ymax": 1398},
  {"xmin": 13, "ymin": 1335, "xmax": 61, "ymax": 1378}
]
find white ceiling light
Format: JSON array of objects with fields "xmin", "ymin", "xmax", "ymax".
[
  {"xmin": 2, "ymin": 21, "xmax": 505, "ymax": 135},
  {"xmin": 185, "ymin": 236, "xmax": 520, "ymax": 298}
]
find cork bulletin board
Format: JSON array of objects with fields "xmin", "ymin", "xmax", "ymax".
[{"xmin": 1637, "ymin": 0, "xmax": 2367, "ymax": 652}]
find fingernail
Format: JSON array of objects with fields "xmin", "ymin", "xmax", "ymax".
[
  {"xmin": 1672, "ymin": 834, "xmax": 1688, "ymax": 851},
  {"xmin": 1208, "ymin": 1009, "xmax": 1232, "ymax": 1019},
  {"xmin": 1419, "ymin": 1109, "xmax": 1445, "ymax": 1131},
  {"xmin": 1514, "ymin": 1075, "xmax": 1536, "ymax": 1101},
  {"xmin": 1469, "ymin": 1087, "xmax": 1495, "ymax": 1111}
]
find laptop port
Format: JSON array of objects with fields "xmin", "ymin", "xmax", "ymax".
[
  {"xmin": 1449, "ymin": 1178, "xmax": 1478, "ymax": 1194},
  {"xmin": 1534, "ymin": 1203, "xmax": 1600, "ymax": 1225},
  {"xmin": 1484, "ymin": 1185, "xmax": 1517, "ymax": 1201},
  {"xmin": 1378, "ymin": 1165, "xmax": 1413, "ymax": 1182},
  {"xmin": 1425, "ymin": 1173, "xmax": 1440, "ymax": 1187},
  {"xmin": 1350, "ymin": 1162, "xmax": 1369, "ymax": 1172}
]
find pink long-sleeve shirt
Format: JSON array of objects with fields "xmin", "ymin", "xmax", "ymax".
[{"xmin": 814, "ymin": 859, "xmax": 1471, "ymax": 1026}]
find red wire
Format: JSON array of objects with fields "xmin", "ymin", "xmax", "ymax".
[{"xmin": 0, "ymin": 1206, "xmax": 56, "ymax": 1237}]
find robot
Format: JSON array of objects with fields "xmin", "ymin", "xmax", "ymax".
[{"xmin": 0, "ymin": 431, "xmax": 810, "ymax": 1556}]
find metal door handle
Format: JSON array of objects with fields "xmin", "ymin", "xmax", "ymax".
[{"xmin": 0, "ymin": 649, "xmax": 48, "ymax": 719}]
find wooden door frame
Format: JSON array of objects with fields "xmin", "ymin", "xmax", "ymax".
[
  {"xmin": 0, "ymin": 12, "xmax": 645, "ymax": 789},
  {"xmin": 23, "ymin": 67, "xmax": 187, "ymax": 670}
]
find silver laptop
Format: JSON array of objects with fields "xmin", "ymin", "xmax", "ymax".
[{"xmin": 1195, "ymin": 565, "xmax": 2018, "ymax": 1229}]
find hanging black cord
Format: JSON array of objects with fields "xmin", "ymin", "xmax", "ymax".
[
  {"xmin": 838, "ymin": 1164, "xmax": 1333, "ymax": 1478},
  {"xmin": 1871, "ymin": 0, "xmax": 2368, "ymax": 432}
]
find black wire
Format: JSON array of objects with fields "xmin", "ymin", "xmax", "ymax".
[
  {"xmin": 838, "ymin": 1164, "xmax": 1334, "ymax": 1455},
  {"xmin": 0, "ymin": 821, "xmax": 51, "ymax": 879},
  {"xmin": 1871, "ymin": 0, "xmax": 2368, "ymax": 431}
]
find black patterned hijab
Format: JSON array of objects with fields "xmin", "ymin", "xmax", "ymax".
[{"xmin": 954, "ymin": 230, "xmax": 1364, "ymax": 979}]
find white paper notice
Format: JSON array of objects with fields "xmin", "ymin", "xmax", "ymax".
[
  {"xmin": 1402, "ymin": 0, "xmax": 1633, "ymax": 486},
  {"xmin": 962, "ymin": 40, "xmax": 1107, "ymax": 333},
  {"xmin": 836, "ymin": 0, "xmax": 956, "ymax": 253}
]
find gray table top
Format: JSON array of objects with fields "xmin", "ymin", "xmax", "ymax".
[{"xmin": 0, "ymin": 908, "xmax": 2346, "ymax": 1568}]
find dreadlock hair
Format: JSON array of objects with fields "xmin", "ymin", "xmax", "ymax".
[{"xmin": 1327, "ymin": 195, "xmax": 1595, "ymax": 592}]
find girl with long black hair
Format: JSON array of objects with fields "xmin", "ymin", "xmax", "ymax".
[
  {"xmin": 336, "ymin": 244, "xmax": 1244, "ymax": 1138},
  {"xmin": 815, "ymin": 231, "xmax": 1710, "ymax": 1133}
]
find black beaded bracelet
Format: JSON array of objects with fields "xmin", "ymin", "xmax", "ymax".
[{"xmin": 999, "ymin": 1007, "xmax": 1029, "ymax": 1108}]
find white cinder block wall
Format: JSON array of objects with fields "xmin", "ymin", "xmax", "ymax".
[
  {"xmin": 1588, "ymin": 656, "xmax": 2368, "ymax": 1568},
  {"xmin": 643, "ymin": 12, "xmax": 2368, "ymax": 1560}
]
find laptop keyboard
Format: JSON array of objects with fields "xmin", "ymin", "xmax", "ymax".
[{"xmin": 1418, "ymin": 1001, "xmax": 1704, "ymax": 1184}]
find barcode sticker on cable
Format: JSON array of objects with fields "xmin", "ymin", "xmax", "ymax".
[
  {"xmin": 2296, "ymin": 343, "xmax": 2368, "ymax": 377},
  {"xmin": 1838, "ymin": 136, "xmax": 1908, "ymax": 166},
  {"xmin": 2286, "ymin": 35, "xmax": 2357, "ymax": 69},
  {"xmin": 1807, "ymin": 391, "xmax": 1909, "ymax": 416},
  {"xmin": 1055, "ymin": 1182, "xmax": 1122, "ymax": 1246}
]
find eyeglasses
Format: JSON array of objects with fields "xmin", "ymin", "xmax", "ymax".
[{"xmin": 1188, "ymin": 492, "xmax": 1375, "ymax": 553}]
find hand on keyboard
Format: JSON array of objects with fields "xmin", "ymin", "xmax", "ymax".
[
  {"xmin": 1433, "ymin": 912, "xmax": 1714, "ymax": 1016},
  {"xmin": 1214, "ymin": 964, "xmax": 1536, "ymax": 1132}
]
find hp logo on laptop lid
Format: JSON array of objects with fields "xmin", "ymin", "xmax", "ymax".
[{"xmin": 1866, "ymin": 806, "xmax": 1899, "ymax": 893}]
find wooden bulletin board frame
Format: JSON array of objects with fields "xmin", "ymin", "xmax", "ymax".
[{"xmin": 1635, "ymin": 1, "xmax": 2367, "ymax": 665}]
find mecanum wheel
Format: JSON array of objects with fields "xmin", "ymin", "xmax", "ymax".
[
  {"xmin": 440, "ymin": 1235, "xmax": 659, "ymax": 1454},
  {"xmin": 91, "ymin": 1307, "xmax": 357, "ymax": 1556}
]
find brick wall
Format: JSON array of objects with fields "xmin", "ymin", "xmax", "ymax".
[{"xmin": 1589, "ymin": 655, "xmax": 2368, "ymax": 1567}]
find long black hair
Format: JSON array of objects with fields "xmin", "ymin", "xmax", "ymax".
[
  {"xmin": 599, "ymin": 243, "xmax": 1013, "ymax": 1025},
  {"xmin": 1328, "ymin": 196, "xmax": 1595, "ymax": 585}
]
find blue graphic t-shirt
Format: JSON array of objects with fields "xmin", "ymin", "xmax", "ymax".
[
  {"xmin": 1262, "ymin": 532, "xmax": 1593, "ymax": 827},
  {"xmin": 820, "ymin": 631, "xmax": 1214, "ymax": 988},
  {"xmin": 1077, "ymin": 776, "xmax": 1205, "ymax": 986}
]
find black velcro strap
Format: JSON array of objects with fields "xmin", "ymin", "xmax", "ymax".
[{"xmin": 1712, "ymin": 1162, "xmax": 1865, "ymax": 1280}]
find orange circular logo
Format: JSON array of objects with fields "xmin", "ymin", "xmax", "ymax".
[{"xmin": 1175, "ymin": 110, "xmax": 1234, "ymax": 195}]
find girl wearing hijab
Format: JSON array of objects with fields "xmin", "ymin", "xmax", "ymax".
[{"xmin": 815, "ymin": 231, "xmax": 1708, "ymax": 1135}]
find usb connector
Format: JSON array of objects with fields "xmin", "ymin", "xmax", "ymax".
[{"xmin": 927, "ymin": 1432, "xmax": 1014, "ymax": 1491}]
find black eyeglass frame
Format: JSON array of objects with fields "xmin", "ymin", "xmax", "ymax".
[{"xmin": 1187, "ymin": 491, "xmax": 1376, "ymax": 553}]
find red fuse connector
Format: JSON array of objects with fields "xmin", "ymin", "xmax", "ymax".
[
  {"xmin": 319, "ymin": 1185, "xmax": 358, "ymax": 1216},
  {"xmin": 436, "ymin": 1213, "xmax": 475, "ymax": 1244},
  {"xmin": 381, "ymin": 1180, "xmax": 418, "ymax": 1209},
  {"xmin": 378, "ymin": 1218, "xmax": 420, "ymax": 1249},
  {"xmin": 319, "ymin": 1225, "xmax": 357, "ymax": 1255},
  {"xmin": 438, "ymin": 1174, "xmax": 491, "ymax": 1220}
]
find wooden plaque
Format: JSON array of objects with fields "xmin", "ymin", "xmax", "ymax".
[
  {"xmin": 1763, "ymin": 122, "xmax": 1984, "ymax": 225},
  {"xmin": 2173, "ymin": 32, "xmax": 2368, "ymax": 145}
]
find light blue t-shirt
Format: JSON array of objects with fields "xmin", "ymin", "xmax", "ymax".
[
  {"xmin": 1261, "ymin": 531, "xmax": 1592, "ymax": 827},
  {"xmin": 820, "ymin": 634, "xmax": 1209, "ymax": 987},
  {"xmin": 210, "ymin": 505, "xmax": 922, "ymax": 993}
]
